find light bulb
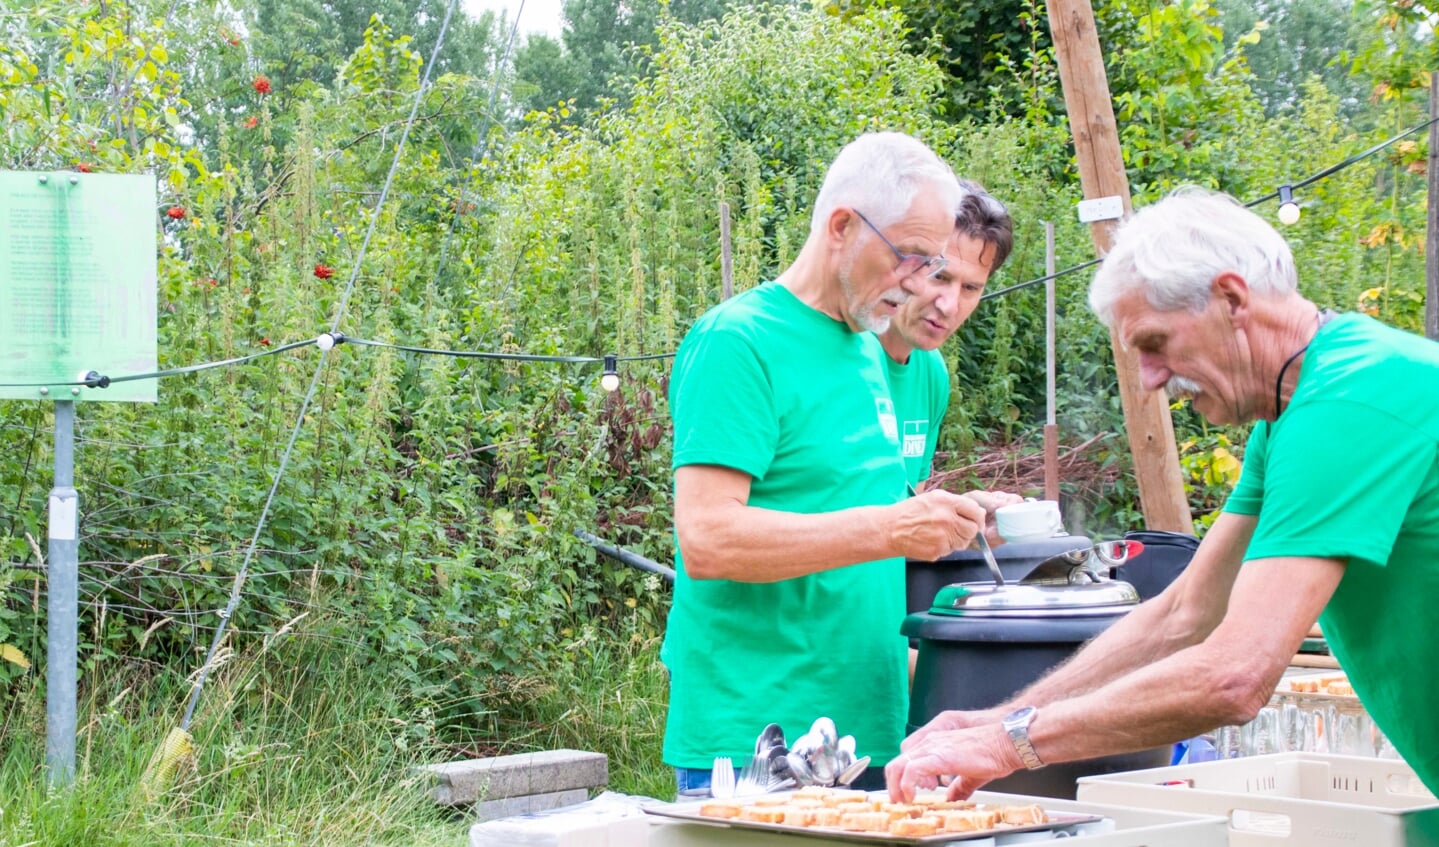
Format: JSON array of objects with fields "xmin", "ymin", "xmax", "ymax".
[
  {"xmin": 1276, "ymin": 184, "xmax": 1300, "ymax": 226},
  {"xmin": 316, "ymin": 333, "xmax": 335, "ymax": 351},
  {"xmin": 600, "ymin": 354, "xmax": 619, "ymax": 392}
]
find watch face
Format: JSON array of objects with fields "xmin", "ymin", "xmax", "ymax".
[{"xmin": 1005, "ymin": 706, "xmax": 1036, "ymax": 725}]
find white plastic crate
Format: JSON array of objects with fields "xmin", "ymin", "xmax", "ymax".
[
  {"xmin": 1077, "ymin": 752, "xmax": 1439, "ymax": 846},
  {"xmin": 645, "ymin": 790, "xmax": 1228, "ymax": 846}
]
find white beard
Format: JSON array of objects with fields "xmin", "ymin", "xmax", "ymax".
[{"xmin": 838, "ymin": 252, "xmax": 904, "ymax": 334}]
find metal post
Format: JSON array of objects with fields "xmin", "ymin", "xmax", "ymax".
[
  {"xmin": 46, "ymin": 400, "xmax": 78, "ymax": 787},
  {"xmin": 1043, "ymin": 222, "xmax": 1060, "ymax": 503},
  {"xmin": 719, "ymin": 200, "xmax": 734, "ymax": 300}
]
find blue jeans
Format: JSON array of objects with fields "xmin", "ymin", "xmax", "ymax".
[{"xmin": 675, "ymin": 766, "xmax": 713, "ymax": 799}]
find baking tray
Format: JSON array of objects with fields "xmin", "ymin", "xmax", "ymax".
[{"xmin": 644, "ymin": 799, "xmax": 1105, "ymax": 844}]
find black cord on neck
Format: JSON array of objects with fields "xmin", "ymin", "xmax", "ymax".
[
  {"xmin": 1274, "ymin": 344, "xmax": 1309, "ymax": 419},
  {"xmin": 1274, "ymin": 309, "xmax": 1338, "ymax": 418}
]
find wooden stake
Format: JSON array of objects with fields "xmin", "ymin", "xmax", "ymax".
[
  {"xmin": 1044, "ymin": 221, "xmax": 1060, "ymax": 503},
  {"xmin": 1045, "ymin": 0, "xmax": 1193, "ymax": 534},
  {"xmin": 719, "ymin": 200, "xmax": 734, "ymax": 300}
]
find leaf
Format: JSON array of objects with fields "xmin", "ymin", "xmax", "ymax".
[{"xmin": 1, "ymin": 644, "xmax": 30, "ymax": 670}]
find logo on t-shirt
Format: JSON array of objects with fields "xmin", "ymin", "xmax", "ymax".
[
  {"xmin": 876, "ymin": 398, "xmax": 898, "ymax": 443},
  {"xmin": 903, "ymin": 420, "xmax": 929, "ymax": 458}
]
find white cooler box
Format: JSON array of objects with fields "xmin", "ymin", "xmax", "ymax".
[
  {"xmin": 645, "ymin": 790, "xmax": 1228, "ymax": 846},
  {"xmin": 1076, "ymin": 752, "xmax": 1439, "ymax": 847}
]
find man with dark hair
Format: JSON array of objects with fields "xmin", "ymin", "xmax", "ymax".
[{"xmin": 876, "ymin": 181, "xmax": 1016, "ymax": 491}]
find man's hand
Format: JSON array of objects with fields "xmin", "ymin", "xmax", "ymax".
[
  {"xmin": 963, "ymin": 490, "xmax": 1023, "ymax": 547},
  {"xmin": 886, "ymin": 491, "xmax": 986, "ymax": 560},
  {"xmin": 900, "ymin": 708, "xmax": 1005, "ymax": 753},
  {"xmin": 886, "ymin": 723, "xmax": 1022, "ymax": 803}
]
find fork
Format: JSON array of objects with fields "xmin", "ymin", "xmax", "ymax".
[
  {"xmin": 710, "ymin": 756, "xmax": 735, "ymax": 799},
  {"xmin": 735, "ymin": 753, "xmax": 769, "ymax": 796}
]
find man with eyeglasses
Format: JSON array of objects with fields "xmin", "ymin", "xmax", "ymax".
[{"xmin": 663, "ymin": 133, "xmax": 989, "ymax": 795}]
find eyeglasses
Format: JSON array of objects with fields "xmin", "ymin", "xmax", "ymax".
[{"xmin": 853, "ymin": 209, "xmax": 947, "ymax": 280}]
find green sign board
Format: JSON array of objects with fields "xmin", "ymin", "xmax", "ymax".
[{"xmin": 0, "ymin": 171, "xmax": 158, "ymax": 402}]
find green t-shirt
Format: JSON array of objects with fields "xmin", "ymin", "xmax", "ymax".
[
  {"xmin": 662, "ymin": 282, "xmax": 910, "ymax": 770},
  {"xmin": 877, "ymin": 344, "xmax": 950, "ymax": 490},
  {"xmin": 1224, "ymin": 313, "xmax": 1439, "ymax": 792}
]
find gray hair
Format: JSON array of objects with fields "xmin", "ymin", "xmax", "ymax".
[
  {"xmin": 1089, "ymin": 187, "xmax": 1298, "ymax": 327},
  {"xmin": 810, "ymin": 132, "xmax": 961, "ymax": 234}
]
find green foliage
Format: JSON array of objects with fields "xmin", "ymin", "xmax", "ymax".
[
  {"xmin": 511, "ymin": 0, "xmax": 746, "ymax": 118},
  {"xmin": 1213, "ymin": 0, "xmax": 1367, "ymax": 116},
  {"xmin": 0, "ymin": 1, "xmax": 672, "ymax": 738},
  {"xmin": 842, "ymin": 0, "xmax": 1062, "ymax": 121},
  {"xmin": 1177, "ymin": 426, "xmax": 1246, "ymax": 534},
  {"xmin": 247, "ymin": 0, "xmax": 502, "ymax": 94},
  {"xmin": 0, "ymin": 0, "xmax": 1435, "ymax": 822},
  {"xmin": 1108, "ymin": 0, "xmax": 1267, "ymax": 195},
  {"xmin": 490, "ymin": 2, "xmax": 954, "ymax": 357}
]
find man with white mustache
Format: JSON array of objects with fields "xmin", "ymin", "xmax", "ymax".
[
  {"xmin": 665, "ymin": 133, "xmax": 990, "ymax": 794},
  {"xmin": 887, "ymin": 187, "xmax": 1439, "ymax": 800}
]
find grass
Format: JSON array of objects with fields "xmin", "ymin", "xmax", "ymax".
[{"xmin": 0, "ymin": 617, "xmax": 672, "ymax": 846}]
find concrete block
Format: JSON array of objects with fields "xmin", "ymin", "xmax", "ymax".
[
  {"xmin": 422, "ymin": 749, "xmax": 608, "ymax": 806},
  {"xmin": 472, "ymin": 787, "xmax": 591, "ymax": 821}
]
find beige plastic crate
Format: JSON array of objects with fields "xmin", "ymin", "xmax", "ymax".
[
  {"xmin": 1077, "ymin": 752, "xmax": 1439, "ymax": 846},
  {"xmin": 645, "ymin": 790, "xmax": 1228, "ymax": 846}
]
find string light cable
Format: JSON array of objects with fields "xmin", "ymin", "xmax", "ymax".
[
  {"xmin": 0, "ymin": 334, "xmax": 669, "ymax": 392},
  {"xmin": 0, "ymin": 340, "xmax": 316, "ymax": 389}
]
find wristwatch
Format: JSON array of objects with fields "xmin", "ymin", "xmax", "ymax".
[{"xmin": 1002, "ymin": 706, "xmax": 1046, "ymax": 770}]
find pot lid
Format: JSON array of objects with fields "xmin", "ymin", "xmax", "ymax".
[{"xmin": 929, "ymin": 580, "xmax": 1140, "ymax": 618}]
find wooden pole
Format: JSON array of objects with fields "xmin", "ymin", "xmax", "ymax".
[
  {"xmin": 1045, "ymin": 0, "xmax": 1193, "ymax": 534},
  {"xmin": 1426, "ymin": 72, "xmax": 1438, "ymax": 341},
  {"xmin": 719, "ymin": 200, "xmax": 734, "ymax": 300},
  {"xmin": 1043, "ymin": 221, "xmax": 1060, "ymax": 503}
]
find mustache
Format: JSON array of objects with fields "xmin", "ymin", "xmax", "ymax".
[{"xmin": 1165, "ymin": 375, "xmax": 1203, "ymax": 397}]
